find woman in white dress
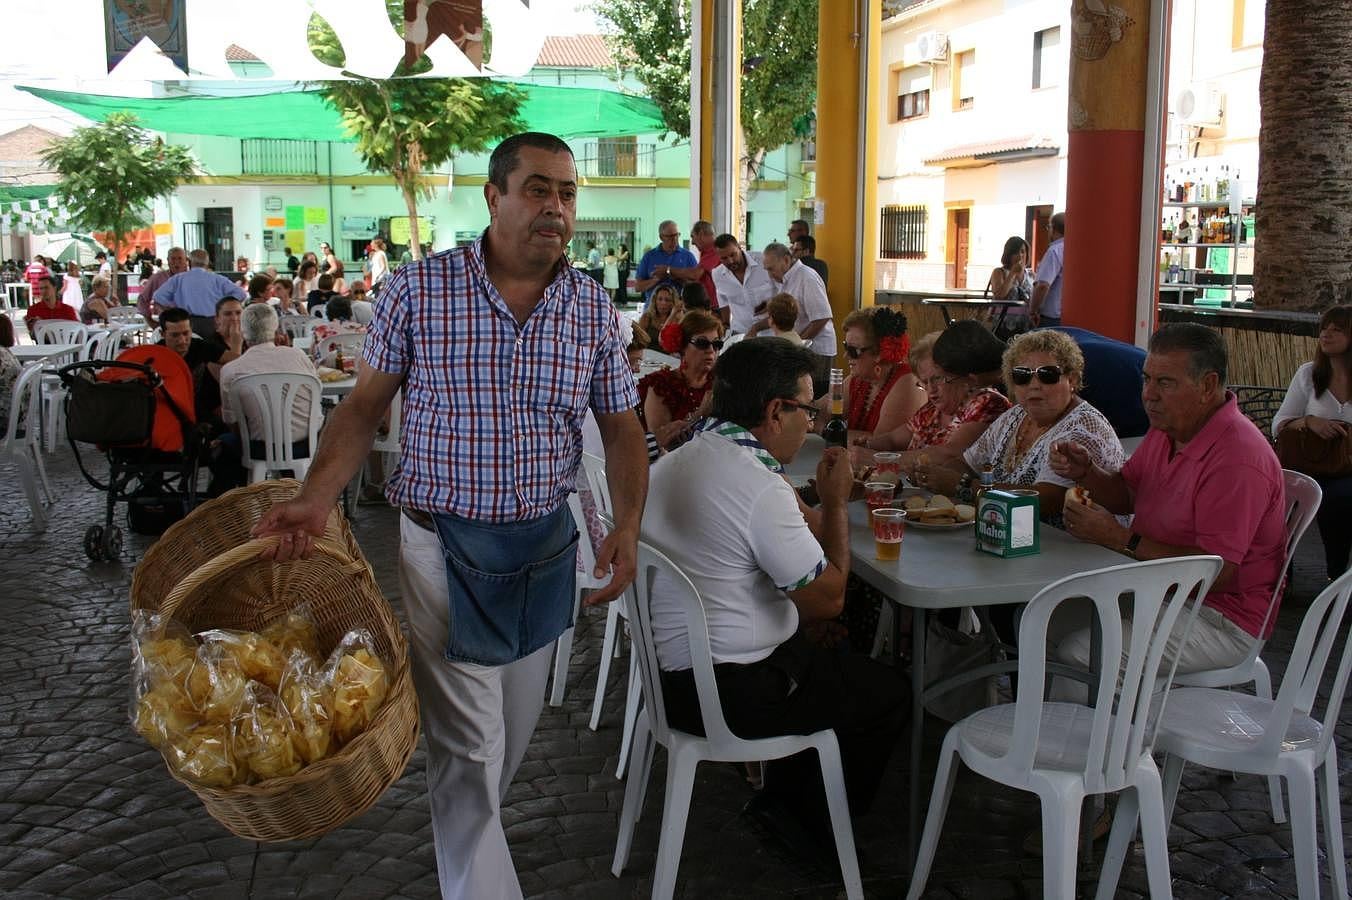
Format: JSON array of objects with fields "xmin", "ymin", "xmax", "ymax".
[
  {"xmin": 602, "ymin": 248, "xmax": 619, "ymax": 302},
  {"xmin": 61, "ymin": 261, "xmax": 84, "ymax": 312}
]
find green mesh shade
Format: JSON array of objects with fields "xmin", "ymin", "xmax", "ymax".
[{"xmin": 19, "ymin": 83, "xmax": 666, "ymax": 142}]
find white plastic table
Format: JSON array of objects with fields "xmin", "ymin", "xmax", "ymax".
[
  {"xmin": 13, "ymin": 343, "xmax": 80, "ymax": 363},
  {"xmin": 785, "ymin": 436, "xmax": 1123, "ymax": 858},
  {"xmin": 320, "ymin": 376, "xmax": 357, "ymax": 399}
]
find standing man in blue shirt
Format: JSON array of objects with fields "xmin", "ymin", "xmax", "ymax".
[
  {"xmin": 154, "ymin": 248, "xmax": 249, "ymax": 338},
  {"xmin": 1030, "ymin": 212, "xmax": 1065, "ymax": 328},
  {"xmin": 634, "ymin": 220, "xmax": 698, "ymax": 305}
]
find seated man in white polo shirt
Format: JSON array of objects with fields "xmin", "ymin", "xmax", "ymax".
[{"xmin": 641, "ymin": 338, "xmax": 907, "ymax": 857}]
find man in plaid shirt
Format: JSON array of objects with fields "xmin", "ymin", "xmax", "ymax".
[{"xmin": 257, "ymin": 132, "xmax": 649, "ymax": 899}]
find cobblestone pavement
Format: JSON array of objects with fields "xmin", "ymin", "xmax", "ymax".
[{"xmin": 2, "ymin": 448, "xmax": 1350, "ymax": 899}]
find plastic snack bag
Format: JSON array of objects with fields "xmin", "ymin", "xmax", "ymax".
[
  {"xmin": 197, "ymin": 629, "xmax": 288, "ymax": 691},
  {"xmin": 279, "ymin": 650, "xmax": 333, "ymax": 765},
  {"xmin": 166, "ymin": 721, "xmax": 241, "ymax": 788},
  {"xmin": 323, "ymin": 630, "xmax": 389, "ymax": 745},
  {"xmin": 185, "ymin": 643, "xmax": 250, "ymax": 723},
  {"xmin": 261, "ymin": 609, "xmax": 321, "ymax": 664},
  {"xmin": 133, "ymin": 679, "xmax": 199, "ymax": 750},
  {"xmin": 235, "ymin": 683, "xmax": 304, "ymax": 782},
  {"xmin": 129, "ymin": 611, "xmax": 199, "ymax": 744}
]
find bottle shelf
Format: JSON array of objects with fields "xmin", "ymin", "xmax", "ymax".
[
  {"xmin": 1161, "ymin": 200, "xmax": 1252, "ymax": 209},
  {"xmin": 1160, "ymin": 242, "xmax": 1254, "ymax": 249}
]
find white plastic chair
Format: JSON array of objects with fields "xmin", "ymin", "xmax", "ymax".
[
  {"xmin": 314, "ymin": 330, "xmax": 365, "ymax": 364},
  {"xmin": 280, "ymin": 315, "xmax": 315, "ymax": 340},
  {"xmin": 582, "ymin": 451, "xmax": 643, "ymax": 777},
  {"xmin": 226, "ymin": 372, "xmax": 323, "ymax": 483},
  {"xmin": 81, "ymin": 329, "xmax": 123, "ymax": 363},
  {"xmin": 1171, "ymin": 468, "xmax": 1321, "ymax": 824},
  {"xmin": 35, "ymin": 320, "xmax": 88, "ymax": 346},
  {"xmin": 611, "ymin": 541, "xmax": 864, "ymax": 900},
  {"xmin": 1148, "ymin": 568, "xmax": 1352, "ymax": 900},
  {"xmin": 906, "ymin": 556, "xmax": 1224, "ymax": 900},
  {"xmin": 548, "ymin": 492, "xmax": 617, "ymax": 707},
  {"xmin": 2, "ymin": 363, "xmax": 53, "ymax": 528}
]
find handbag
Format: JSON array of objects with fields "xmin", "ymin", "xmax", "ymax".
[
  {"xmin": 64, "ymin": 368, "xmax": 156, "ymax": 446},
  {"xmin": 1276, "ymin": 426, "xmax": 1352, "ymax": 478}
]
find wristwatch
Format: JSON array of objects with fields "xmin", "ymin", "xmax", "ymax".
[{"xmin": 1124, "ymin": 531, "xmax": 1143, "ymax": 559}]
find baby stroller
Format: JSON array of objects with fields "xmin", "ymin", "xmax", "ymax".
[{"xmin": 59, "ymin": 345, "xmax": 202, "ymax": 561}]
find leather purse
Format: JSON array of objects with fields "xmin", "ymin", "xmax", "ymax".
[{"xmin": 1276, "ymin": 425, "xmax": 1352, "ymax": 478}]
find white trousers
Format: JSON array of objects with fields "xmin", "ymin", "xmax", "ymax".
[{"xmin": 399, "ymin": 515, "xmax": 554, "ymax": 900}]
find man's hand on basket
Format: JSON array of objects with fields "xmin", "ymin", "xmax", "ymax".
[{"xmin": 252, "ymin": 495, "xmax": 330, "ymax": 561}]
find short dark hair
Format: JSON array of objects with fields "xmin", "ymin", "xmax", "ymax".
[
  {"xmin": 326, "ymin": 296, "xmax": 354, "ymax": 321},
  {"xmin": 1148, "ymin": 323, "xmax": 1228, "ymax": 384},
  {"xmin": 933, "ymin": 320, "xmax": 1007, "ymax": 376},
  {"xmin": 317, "ymin": 273, "xmax": 335, "ymax": 290},
  {"xmin": 713, "ymin": 233, "xmax": 740, "ymax": 250},
  {"xmin": 488, "ymin": 132, "xmax": 574, "ymax": 191},
  {"xmin": 793, "ymin": 234, "xmax": 816, "ymax": 254},
  {"xmin": 708, "ymin": 339, "xmax": 817, "ymax": 429},
  {"xmin": 95, "ymin": 251, "xmax": 107, "ymax": 260},
  {"xmin": 0, "ymin": 313, "xmax": 13, "ymax": 348},
  {"xmin": 692, "ymin": 220, "xmax": 714, "ymax": 236},
  {"xmin": 790, "ymin": 219, "xmax": 810, "ymax": 233},
  {"xmin": 215, "ymin": 295, "xmax": 242, "ymax": 314},
  {"xmin": 36, "ymin": 274, "xmax": 56, "ymax": 288},
  {"xmin": 681, "ymin": 283, "xmax": 710, "ymax": 310},
  {"xmin": 1000, "ymin": 236, "xmax": 1029, "ymax": 268},
  {"xmin": 159, "ymin": 307, "xmax": 191, "ymax": 326},
  {"xmin": 1050, "ymin": 212, "xmax": 1066, "ymax": 235},
  {"xmin": 248, "ymin": 274, "xmax": 272, "ymax": 298}
]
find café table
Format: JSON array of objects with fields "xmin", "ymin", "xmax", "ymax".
[
  {"xmin": 320, "ymin": 375, "xmax": 357, "ymax": 399},
  {"xmin": 13, "ymin": 343, "xmax": 80, "ymax": 364},
  {"xmin": 785, "ymin": 436, "xmax": 1124, "ymax": 859},
  {"xmin": 920, "ymin": 296, "xmax": 1025, "ymax": 332}
]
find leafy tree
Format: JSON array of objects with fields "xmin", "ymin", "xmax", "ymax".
[
  {"xmin": 593, "ymin": 0, "xmax": 818, "ymax": 232},
  {"xmin": 308, "ymin": 4, "xmax": 523, "ymax": 259},
  {"xmin": 40, "ymin": 113, "xmax": 196, "ymax": 262}
]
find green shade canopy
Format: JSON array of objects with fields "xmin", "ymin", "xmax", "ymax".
[{"xmin": 19, "ymin": 83, "xmax": 666, "ymax": 143}]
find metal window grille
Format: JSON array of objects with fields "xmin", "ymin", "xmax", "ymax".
[
  {"xmin": 241, "ymin": 139, "xmax": 320, "ymax": 176},
  {"xmin": 580, "ymin": 139, "xmax": 655, "ymax": 178},
  {"xmin": 879, "ymin": 205, "xmax": 927, "ymax": 260}
]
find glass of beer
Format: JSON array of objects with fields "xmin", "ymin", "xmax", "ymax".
[
  {"xmin": 872, "ymin": 508, "xmax": 907, "ymax": 560},
  {"xmin": 865, "ymin": 481, "xmax": 895, "ymax": 511},
  {"xmin": 872, "ymin": 452, "xmax": 902, "ymax": 485}
]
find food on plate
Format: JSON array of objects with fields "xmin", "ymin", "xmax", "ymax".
[
  {"xmin": 927, "ymin": 494, "xmax": 954, "ymax": 510},
  {"xmin": 954, "ymin": 504, "xmax": 976, "ymax": 523},
  {"xmin": 903, "ymin": 495, "xmax": 928, "ymax": 512},
  {"xmin": 1068, "ymin": 486, "xmax": 1092, "ymax": 507},
  {"xmin": 917, "ymin": 508, "xmax": 958, "ymax": 525},
  {"xmin": 317, "ymin": 367, "xmax": 349, "ymax": 383}
]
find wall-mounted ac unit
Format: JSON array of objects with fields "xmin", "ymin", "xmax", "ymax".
[
  {"xmin": 916, "ymin": 31, "xmax": 949, "ymax": 64},
  {"xmin": 1175, "ymin": 84, "xmax": 1225, "ymax": 128}
]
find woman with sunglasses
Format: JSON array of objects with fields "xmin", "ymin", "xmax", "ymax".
[
  {"xmin": 639, "ymin": 309, "xmax": 724, "ymax": 450},
  {"xmin": 833, "ymin": 306, "xmax": 926, "ymax": 441},
  {"xmin": 913, "ymin": 329, "xmax": 1123, "ymax": 524}
]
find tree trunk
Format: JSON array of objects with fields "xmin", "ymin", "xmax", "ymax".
[
  {"xmin": 737, "ymin": 144, "xmax": 766, "ymax": 246},
  {"xmin": 402, "ymin": 185, "xmax": 421, "ymax": 261},
  {"xmin": 1254, "ymin": 0, "xmax": 1352, "ymax": 310}
]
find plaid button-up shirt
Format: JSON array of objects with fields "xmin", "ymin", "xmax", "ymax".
[{"xmin": 364, "ymin": 236, "xmax": 638, "ymax": 523}]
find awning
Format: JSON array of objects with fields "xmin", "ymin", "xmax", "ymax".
[
  {"xmin": 924, "ymin": 136, "xmax": 1060, "ymax": 169},
  {"xmin": 18, "ymin": 82, "xmax": 667, "ymax": 143}
]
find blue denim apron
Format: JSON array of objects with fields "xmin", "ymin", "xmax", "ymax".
[{"xmin": 430, "ymin": 505, "xmax": 579, "ymax": 666}]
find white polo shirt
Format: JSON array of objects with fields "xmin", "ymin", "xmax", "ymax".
[
  {"xmin": 712, "ymin": 256, "xmax": 776, "ymax": 334},
  {"xmin": 642, "ymin": 421, "xmax": 828, "ymax": 670},
  {"xmin": 774, "ymin": 259, "xmax": 836, "ymax": 357}
]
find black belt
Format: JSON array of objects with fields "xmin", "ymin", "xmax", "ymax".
[{"xmin": 401, "ymin": 507, "xmax": 436, "ymax": 532}]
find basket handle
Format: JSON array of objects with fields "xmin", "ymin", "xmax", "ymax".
[{"xmin": 158, "ymin": 536, "xmax": 364, "ymax": 621}]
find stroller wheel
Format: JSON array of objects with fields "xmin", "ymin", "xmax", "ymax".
[
  {"xmin": 84, "ymin": 525, "xmax": 105, "ymax": 561},
  {"xmin": 102, "ymin": 526, "xmax": 124, "ymax": 561}
]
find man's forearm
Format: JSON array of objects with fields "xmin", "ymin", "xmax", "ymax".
[
  {"xmin": 800, "ymin": 318, "xmax": 829, "ymax": 341},
  {"xmin": 816, "ymin": 498, "xmax": 851, "ymax": 579},
  {"xmin": 633, "ymin": 275, "xmax": 660, "ymax": 292},
  {"xmin": 667, "ymin": 265, "xmax": 703, "ymax": 281}
]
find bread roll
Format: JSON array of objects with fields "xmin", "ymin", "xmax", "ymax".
[
  {"xmin": 926, "ymin": 495, "xmax": 955, "ymax": 510},
  {"xmin": 1068, "ymin": 486, "xmax": 1091, "ymax": 507},
  {"xmin": 954, "ymin": 504, "xmax": 975, "ymax": 523},
  {"xmin": 904, "ymin": 496, "xmax": 928, "ymax": 511}
]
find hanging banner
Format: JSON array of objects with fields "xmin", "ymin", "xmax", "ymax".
[{"xmin": 104, "ymin": 0, "xmax": 189, "ymax": 75}]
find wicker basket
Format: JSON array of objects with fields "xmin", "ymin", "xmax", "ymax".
[
  {"xmin": 130, "ymin": 479, "xmax": 360, "ymax": 615},
  {"xmin": 153, "ymin": 536, "xmax": 418, "ymax": 842}
]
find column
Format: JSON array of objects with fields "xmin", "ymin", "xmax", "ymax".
[{"xmin": 691, "ymin": 0, "xmax": 741, "ymax": 230}]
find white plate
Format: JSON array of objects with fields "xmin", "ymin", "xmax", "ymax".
[{"xmin": 905, "ymin": 517, "xmax": 974, "ymax": 531}]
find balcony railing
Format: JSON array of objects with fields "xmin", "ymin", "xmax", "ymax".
[
  {"xmin": 579, "ymin": 141, "xmax": 656, "ymax": 178},
  {"xmin": 241, "ymin": 139, "xmax": 321, "ymax": 176}
]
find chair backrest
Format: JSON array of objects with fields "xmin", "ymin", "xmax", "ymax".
[
  {"xmin": 105, "ymin": 306, "xmax": 143, "ymax": 324},
  {"xmin": 580, "ymin": 451, "xmax": 613, "ymax": 518},
  {"xmin": 81, "ymin": 329, "xmax": 123, "ymax": 362},
  {"xmin": 227, "ymin": 372, "xmax": 323, "ymax": 469},
  {"xmin": 3, "ymin": 362, "xmax": 43, "ymax": 450},
  {"xmin": 316, "ymin": 331, "xmax": 365, "ymax": 360},
  {"xmin": 280, "ymin": 316, "xmax": 315, "ymax": 339},
  {"xmin": 1261, "ymin": 567, "xmax": 1352, "ymax": 761},
  {"xmin": 1250, "ymin": 470, "xmax": 1322, "ymax": 645},
  {"xmin": 370, "ymin": 388, "xmax": 403, "ymax": 455},
  {"xmin": 1011, "ymin": 555, "xmax": 1224, "ymax": 793},
  {"xmin": 35, "ymin": 320, "xmax": 87, "ymax": 346}
]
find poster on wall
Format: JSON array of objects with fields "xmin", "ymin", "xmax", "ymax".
[
  {"xmin": 153, "ymin": 222, "xmax": 173, "ymax": 263},
  {"xmin": 104, "ymin": 0, "xmax": 188, "ymax": 74},
  {"xmin": 304, "ymin": 207, "xmax": 329, "ymax": 256}
]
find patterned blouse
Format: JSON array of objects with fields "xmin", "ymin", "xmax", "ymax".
[
  {"xmin": 638, "ymin": 365, "xmax": 710, "ymax": 424},
  {"xmin": 0, "ymin": 348, "xmax": 20, "ymax": 433},
  {"xmin": 907, "ymin": 388, "xmax": 1011, "ymax": 450}
]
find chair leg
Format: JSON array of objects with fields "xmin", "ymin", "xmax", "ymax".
[
  {"xmin": 15, "ymin": 452, "xmax": 47, "ymax": 530},
  {"xmin": 815, "ymin": 738, "xmax": 864, "ymax": 900},
  {"xmin": 1037, "ymin": 785, "xmax": 1084, "ymax": 900},
  {"xmin": 906, "ymin": 731, "xmax": 962, "ymax": 900},
  {"xmin": 1319, "ymin": 746, "xmax": 1348, "ymax": 900},
  {"xmin": 870, "ymin": 602, "xmax": 893, "ymax": 659},
  {"xmin": 611, "ymin": 709, "xmax": 652, "ymax": 877},
  {"xmin": 1096, "ymin": 787, "xmax": 1139, "ymax": 900},
  {"xmin": 1252, "ymin": 660, "xmax": 1286, "ymax": 824},
  {"xmin": 1134, "ymin": 770, "xmax": 1174, "ymax": 900},
  {"xmin": 1286, "ymin": 765, "xmax": 1320, "ymax": 900},
  {"xmin": 650, "ymin": 744, "xmax": 699, "ymax": 900},
  {"xmin": 615, "ymin": 651, "xmax": 641, "ymax": 778},
  {"xmin": 29, "ymin": 444, "xmax": 54, "ymax": 504},
  {"xmin": 548, "ymin": 587, "xmax": 583, "ymax": 707},
  {"xmin": 589, "ymin": 601, "xmax": 621, "ymax": 731},
  {"xmin": 1161, "ymin": 753, "xmax": 1185, "ymax": 821}
]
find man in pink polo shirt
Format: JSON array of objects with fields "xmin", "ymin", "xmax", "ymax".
[{"xmin": 1050, "ymin": 322, "xmax": 1286, "ymax": 671}]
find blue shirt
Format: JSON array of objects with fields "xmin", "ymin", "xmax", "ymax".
[
  {"xmin": 636, "ymin": 245, "xmax": 698, "ymax": 302},
  {"xmin": 1034, "ymin": 236, "xmax": 1065, "ymax": 318},
  {"xmin": 1052, "ymin": 326, "xmax": 1148, "ymax": 438},
  {"xmin": 155, "ymin": 267, "xmax": 248, "ymax": 317}
]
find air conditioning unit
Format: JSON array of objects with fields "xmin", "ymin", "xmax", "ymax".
[
  {"xmin": 915, "ymin": 31, "xmax": 949, "ymax": 64},
  {"xmin": 1175, "ymin": 84, "xmax": 1226, "ymax": 128}
]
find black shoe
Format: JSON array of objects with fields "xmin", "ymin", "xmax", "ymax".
[{"xmin": 740, "ymin": 792, "xmax": 838, "ymax": 875}]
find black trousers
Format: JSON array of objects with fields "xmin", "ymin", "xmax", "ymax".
[{"xmin": 660, "ymin": 631, "xmax": 908, "ymax": 819}]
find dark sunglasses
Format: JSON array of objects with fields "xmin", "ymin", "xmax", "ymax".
[
  {"xmin": 689, "ymin": 337, "xmax": 725, "ymax": 351},
  {"xmin": 779, "ymin": 399, "xmax": 818, "ymax": 423},
  {"xmin": 844, "ymin": 344, "xmax": 874, "ymax": 360},
  {"xmin": 1010, "ymin": 365, "xmax": 1065, "ymax": 386}
]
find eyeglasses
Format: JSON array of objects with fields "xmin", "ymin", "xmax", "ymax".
[
  {"xmin": 779, "ymin": 399, "xmax": 818, "ymax": 424},
  {"xmin": 1010, "ymin": 365, "xmax": 1066, "ymax": 386},
  {"xmin": 844, "ymin": 344, "xmax": 874, "ymax": 360},
  {"xmin": 689, "ymin": 337, "xmax": 725, "ymax": 352},
  {"xmin": 660, "ymin": 232, "xmax": 679, "ymax": 239},
  {"xmin": 925, "ymin": 373, "xmax": 962, "ymax": 387}
]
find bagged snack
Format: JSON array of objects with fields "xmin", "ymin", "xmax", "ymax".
[
  {"xmin": 261, "ymin": 610, "xmax": 321, "ymax": 664},
  {"xmin": 198, "ymin": 629, "xmax": 288, "ymax": 691},
  {"xmin": 279, "ymin": 650, "xmax": 333, "ymax": 765},
  {"xmin": 130, "ymin": 611, "xmax": 198, "ymax": 692},
  {"xmin": 185, "ymin": 644, "xmax": 250, "ymax": 723},
  {"xmin": 133, "ymin": 679, "xmax": 199, "ymax": 750},
  {"xmin": 166, "ymin": 721, "xmax": 240, "ymax": 788},
  {"xmin": 235, "ymin": 683, "xmax": 304, "ymax": 782},
  {"xmin": 323, "ymin": 630, "xmax": 389, "ymax": 745}
]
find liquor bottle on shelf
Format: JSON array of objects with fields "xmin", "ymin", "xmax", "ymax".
[
  {"xmin": 1175, "ymin": 216, "xmax": 1191, "ymax": 244},
  {"xmin": 822, "ymin": 368, "xmax": 848, "ymax": 448}
]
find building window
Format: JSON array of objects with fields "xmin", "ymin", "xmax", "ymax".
[
  {"xmin": 1231, "ymin": 0, "xmax": 1264, "ymax": 48},
  {"xmin": 892, "ymin": 65, "xmax": 932, "ymax": 123},
  {"xmin": 899, "ymin": 89, "xmax": 930, "ymax": 121},
  {"xmin": 953, "ymin": 50, "xmax": 976, "ymax": 111},
  {"xmin": 880, "ymin": 205, "xmax": 928, "ymax": 259},
  {"xmin": 241, "ymin": 139, "xmax": 319, "ymax": 176},
  {"xmin": 596, "ymin": 137, "xmax": 638, "ymax": 176},
  {"xmin": 1032, "ymin": 27, "xmax": 1061, "ymax": 89}
]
